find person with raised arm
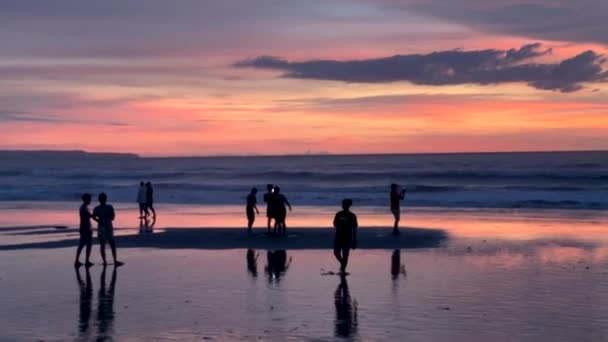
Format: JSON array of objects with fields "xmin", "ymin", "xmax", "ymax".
[{"xmin": 246, "ymin": 187, "xmax": 260, "ymax": 234}]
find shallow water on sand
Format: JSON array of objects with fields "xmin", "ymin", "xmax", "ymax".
[
  {"xmin": 1, "ymin": 243, "xmax": 608, "ymax": 341},
  {"xmin": 1, "ymin": 205, "xmax": 608, "ymax": 341}
]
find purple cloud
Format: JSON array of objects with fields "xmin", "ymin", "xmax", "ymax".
[{"xmin": 236, "ymin": 44, "xmax": 607, "ymax": 92}]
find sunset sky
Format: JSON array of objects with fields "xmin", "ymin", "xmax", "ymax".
[{"xmin": 1, "ymin": 0, "xmax": 607, "ymax": 156}]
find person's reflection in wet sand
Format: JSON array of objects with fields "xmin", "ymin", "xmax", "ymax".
[
  {"xmin": 391, "ymin": 249, "xmax": 406, "ymax": 280},
  {"xmin": 75, "ymin": 266, "xmax": 93, "ymax": 338},
  {"xmin": 334, "ymin": 275, "xmax": 358, "ymax": 339},
  {"xmin": 265, "ymin": 250, "xmax": 292, "ymax": 283},
  {"xmin": 97, "ymin": 266, "xmax": 117, "ymax": 340},
  {"xmin": 246, "ymin": 249, "xmax": 259, "ymax": 278},
  {"xmin": 139, "ymin": 216, "xmax": 156, "ymax": 234}
]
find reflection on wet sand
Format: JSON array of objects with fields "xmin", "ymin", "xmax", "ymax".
[
  {"xmin": 246, "ymin": 249, "xmax": 259, "ymax": 278},
  {"xmin": 75, "ymin": 266, "xmax": 92, "ymax": 339},
  {"xmin": 265, "ymin": 250, "xmax": 292, "ymax": 283},
  {"xmin": 97, "ymin": 266, "xmax": 118, "ymax": 341},
  {"xmin": 334, "ymin": 276, "xmax": 358, "ymax": 339},
  {"xmin": 139, "ymin": 216, "xmax": 156, "ymax": 234},
  {"xmin": 391, "ymin": 249, "xmax": 406, "ymax": 280}
]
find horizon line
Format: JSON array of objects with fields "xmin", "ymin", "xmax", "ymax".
[{"xmin": 1, "ymin": 148, "xmax": 607, "ymax": 159}]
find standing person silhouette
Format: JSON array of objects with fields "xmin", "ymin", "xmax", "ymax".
[
  {"xmin": 75, "ymin": 193, "xmax": 95, "ymax": 267},
  {"xmin": 272, "ymin": 186, "xmax": 292, "ymax": 236},
  {"xmin": 92, "ymin": 193, "xmax": 123, "ymax": 266},
  {"xmin": 333, "ymin": 199, "xmax": 358, "ymax": 274},
  {"xmin": 390, "ymin": 183, "xmax": 406, "ymax": 235},
  {"xmin": 246, "ymin": 187, "xmax": 260, "ymax": 234},
  {"xmin": 145, "ymin": 182, "xmax": 156, "ymax": 218},
  {"xmin": 136, "ymin": 182, "xmax": 148, "ymax": 218},
  {"xmin": 263, "ymin": 184, "xmax": 275, "ymax": 234}
]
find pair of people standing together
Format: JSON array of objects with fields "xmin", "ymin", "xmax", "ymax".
[
  {"xmin": 264, "ymin": 184, "xmax": 292, "ymax": 236},
  {"xmin": 137, "ymin": 181, "xmax": 156, "ymax": 218},
  {"xmin": 75, "ymin": 193, "xmax": 123, "ymax": 267},
  {"xmin": 245, "ymin": 184, "xmax": 292, "ymax": 235}
]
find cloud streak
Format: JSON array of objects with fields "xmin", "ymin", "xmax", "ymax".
[
  {"xmin": 236, "ymin": 44, "xmax": 607, "ymax": 92},
  {"xmin": 361, "ymin": 0, "xmax": 608, "ymax": 46}
]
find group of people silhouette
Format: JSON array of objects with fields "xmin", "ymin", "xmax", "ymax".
[
  {"xmin": 75, "ymin": 180, "xmax": 406, "ymax": 275},
  {"xmin": 246, "ymin": 184, "xmax": 293, "ymax": 236},
  {"xmin": 75, "ymin": 192, "xmax": 123, "ymax": 267},
  {"xmin": 245, "ymin": 182, "xmax": 407, "ymax": 273},
  {"xmin": 136, "ymin": 181, "xmax": 156, "ymax": 219},
  {"xmin": 75, "ymin": 181, "xmax": 157, "ymax": 267}
]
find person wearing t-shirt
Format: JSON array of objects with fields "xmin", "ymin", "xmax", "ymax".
[
  {"xmin": 390, "ymin": 183, "xmax": 406, "ymax": 235},
  {"xmin": 93, "ymin": 193, "xmax": 123, "ymax": 266},
  {"xmin": 75, "ymin": 193, "xmax": 95, "ymax": 267},
  {"xmin": 333, "ymin": 199, "xmax": 358, "ymax": 274},
  {"xmin": 246, "ymin": 187, "xmax": 260, "ymax": 234}
]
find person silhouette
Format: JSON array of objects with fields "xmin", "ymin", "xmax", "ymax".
[
  {"xmin": 92, "ymin": 193, "xmax": 123, "ymax": 266},
  {"xmin": 246, "ymin": 188, "xmax": 260, "ymax": 234},
  {"xmin": 334, "ymin": 275, "xmax": 358, "ymax": 339},
  {"xmin": 246, "ymin": 249, "xmax": 259, "ymax": 278},
  {"xmin": 145, "ymin": 182, "xmax": 156, "ymax": 218},
  {"xmin": 97, "ymin": 266, "xmax": 117, "ymax": 340},
  {"xmin": 137, "ymin": 181, "xmax": 148, "ymax": 218},
  {"xmin": 263, "ymin": 184, "xmax": 275, "ymax": 234},
  {"xmin": 75, "ymin": 266, "xmax": 92, "ymax": 338},
  {"xmin": 333, "ymin": 199, "xmax": 358, "ymax": 274},
  {"xmin": 271, "ymin": 187, "xmax": 292, "ymax": 236},
  {"xmin": 390, "ymin": 183, "xmax": 406, "ymax": 235},
  {"xmin": 75, "ymin": 193, "xmax": 94, "ymax": 267}
]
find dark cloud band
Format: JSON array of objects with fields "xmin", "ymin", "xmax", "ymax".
[{"xmin": 236, "ymin": 43, "xmax": 607, "ymax": 92}]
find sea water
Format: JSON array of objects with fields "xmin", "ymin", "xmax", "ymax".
[{"xmin": 1, "ymin": 151, "xmax": 607, "ymax": 210}]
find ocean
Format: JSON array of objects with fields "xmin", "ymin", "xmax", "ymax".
[{"xmin": 1, "ymin": 151, "xmax": 607, "ymax": 210}]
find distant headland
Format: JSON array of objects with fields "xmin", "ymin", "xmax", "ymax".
[{"xmin": 0, "ymin": 150, "xmax": 139, "ymax": 160}]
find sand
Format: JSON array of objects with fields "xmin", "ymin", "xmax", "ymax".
[{"xmin": 0, "ymin": 226, "xmax": 446, "ymax": 251}]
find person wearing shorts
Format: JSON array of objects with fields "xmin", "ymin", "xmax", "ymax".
[
  {"xmin": 75, "ymin": 193, "xmax": 94, "ymax": 267},
  {"xmin": 333, "ymin": 199, "xmax": 358, "ymax": 274},
  {"xmin": 93, "ymin": 193, "xmax": 123, "ymax": 266}
]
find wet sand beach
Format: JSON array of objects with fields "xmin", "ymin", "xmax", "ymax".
[
  {"xmin": 0, "ymin": 226, "xmax": 446, "ymax": 251},
  {"xmin": 1, "ymin": 204, "xmax": 607, "ymax": 341}
]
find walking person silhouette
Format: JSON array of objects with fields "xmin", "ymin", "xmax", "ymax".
[{"xmin": 333, "ymin": 199, "xmax": 358, "ymax": 275}]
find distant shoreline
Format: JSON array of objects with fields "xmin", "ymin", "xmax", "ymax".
[{"xmin": 1, "ymin": 149, "xmax": 606, "ymax": 159}]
